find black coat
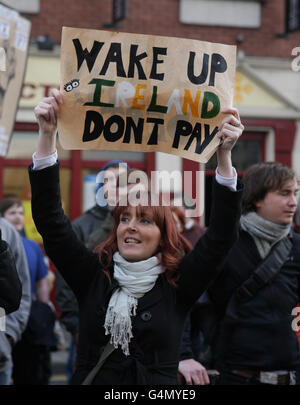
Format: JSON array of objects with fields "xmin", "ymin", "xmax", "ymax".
[
  {"xmin": 0, "ymin": 231, "xmax": 22, "ymax": 315},
  {"xmin": 209, "ymin": 229, "xmax": 300, "ymax": 371},
  {"xmin": 29, "ymin": 162, "xmax": 242, "ymax": 385}
]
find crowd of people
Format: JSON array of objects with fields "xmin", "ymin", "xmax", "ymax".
[{"xmin": 1, "ymin": 88, "xmax": 300, "ymax": 385}]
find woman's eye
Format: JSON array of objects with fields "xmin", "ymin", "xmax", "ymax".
[
  {"xmin": 120, "ymin": 217, "xmax": 128, "ymax": 222},
  {"xmin": 141, "ymin": 218, "xmax": 150, "ymax": 224}
]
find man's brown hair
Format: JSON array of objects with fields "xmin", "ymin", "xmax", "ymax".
[{"xmin": 242, "ymin": 162, "xmax": 296, "ymax": 214}]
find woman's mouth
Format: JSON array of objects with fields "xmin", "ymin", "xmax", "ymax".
[{"xmin": 125, "ymin": 238, "xmax": 141, "ymax": 244}]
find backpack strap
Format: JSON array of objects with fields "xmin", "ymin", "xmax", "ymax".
[
  {"xmin": 82, "ymin": 341, "xmax": 115, "ymax": 385},
  {"xmin": 235, "ymin": 234, "xmax": 293, "ymax": 304}
]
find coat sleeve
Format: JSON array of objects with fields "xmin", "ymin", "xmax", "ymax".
[
  {"xmin": 28, "ymin": 162, "xmax": 102, "ymax": 301},
  {"xmin": 177, "ymin": 177, "xmax": 243, "ymax": 310},
  {"xmin": 179, "ymin": 313, "xmax": 194, "ymax": 361},
  {"xmin": 0, "ymin": 231, "xmax": 22, "ymax": 315}
]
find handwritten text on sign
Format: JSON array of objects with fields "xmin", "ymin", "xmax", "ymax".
[{"xmin": 58, "ymin": 28, "xmax": 236, "ymax": 163}]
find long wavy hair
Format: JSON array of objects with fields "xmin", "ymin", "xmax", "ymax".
[{"xmin": 95, "ymin": 199, "xmax": 192, "ymax": 288}]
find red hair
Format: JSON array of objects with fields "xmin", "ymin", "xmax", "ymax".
[
  {"xmin": 171, "ymin": 207, "xmax": 186, "ymax": 230},
  {"xmin": 95, "ymin": 200, "xmax": 192, "ymax": 288}
]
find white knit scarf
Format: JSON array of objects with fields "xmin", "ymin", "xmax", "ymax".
[{"xmin": 104, "ymin": 252, "xmax": 164, "ymax": 356}]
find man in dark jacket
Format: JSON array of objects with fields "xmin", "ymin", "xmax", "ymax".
[
  {"xmin": 179, "ymin": 162, "xmax": 300, "ymax": 385},
  {"xmin": 0, "ymin": 229, "xmax": 22, "ymax": 315},
  {"xmin": 0, "ymin": 218, "xmax": 31, "ymax": 385}
]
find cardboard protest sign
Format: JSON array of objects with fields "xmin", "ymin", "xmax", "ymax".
[
  {"xmin": 0, "ymin": 3, "xmax": 31, "ymax": 157},
  {"xmin": 58, "ymin": 27, "xmax": 236, "ymax": 163}
]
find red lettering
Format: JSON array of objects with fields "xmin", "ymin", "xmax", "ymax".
[{"xmin": 21, "ymin": 83, "xmax": 35, "ymax": 99}]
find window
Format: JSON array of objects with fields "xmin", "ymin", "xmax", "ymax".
[
  {"xmin": 286, "ymin": 0, "xmax": 300, "ymax": 32},
  {"xmin": 7, "ymin": 132, "xmax": 70, "ymax": 160},
  {"xmin": 205, "ymin": 134, "xmax": 264, "ymax": 172},
  {"xmin": 204, "ymin": 131, "xmax": 265, "ymax": 225},
  {"xmin": 179, "ymin": 0, "xmax": 261, "ymax": 28},
  {"xmin": 1, "ymin": 0, "xmax": 40, "ymax": 14}
]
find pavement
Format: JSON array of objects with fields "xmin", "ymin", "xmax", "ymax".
[
  {"xmin": 49, "ymin": 348, "xmax": 69, "ymax": 385},
  {"xmin": 49, "ymin": 329, "xmax": 71, "ymax": 385}
]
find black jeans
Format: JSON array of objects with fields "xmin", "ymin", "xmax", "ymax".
[{"xmin": 12, "ymin": 339, "xmax": 52, "ymax": 385}]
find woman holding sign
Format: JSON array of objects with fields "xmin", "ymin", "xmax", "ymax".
[{"xmin": 29, "ymin": 89, "xmax": 244, "ymax": 385}]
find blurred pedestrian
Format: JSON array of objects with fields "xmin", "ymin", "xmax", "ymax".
[
  {"xmin": 0, "ymin": 198, "xmax": 55, "ymax": 385},
  {"xmin": 46, "ymin": 270, "xmax": 65, "ymax": 351},
  {"xmin": 171, "ymin": 208, "xmax": 211, "ymax": 385},
  {"xmin": 172, "ymin": 194, "xmax": 206, "ymax": 246},
  {"xmin": 0, "ymin": 218, "xmax": 31, "ymax": 385},
  {"xmin": 180, "ymin": 162, "xmax": 300, "ymax": 386},
  {"xmin": 0, "ymin": 228, "xmax": 22, "ymax": 315}
]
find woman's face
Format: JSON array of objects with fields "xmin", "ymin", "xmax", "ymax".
[
  {"xmin": 117, "ymin": 206, "xmax": 161, "ymax": 262},
  {"xmin": 4, "ymin": 204, "xmax": 24, "ymax": 231}
]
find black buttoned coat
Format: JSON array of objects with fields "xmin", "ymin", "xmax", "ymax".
[{"xmin": 29, "ymin": 163, "xmax": 242, "ymax": 385}]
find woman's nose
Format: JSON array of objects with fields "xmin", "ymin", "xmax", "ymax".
[{"xmin": 128, "ymin": 218, "xmax": 137, "ymax": 230}]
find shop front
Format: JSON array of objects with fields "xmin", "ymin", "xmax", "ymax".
[{"xmin": 2, "ymin": 51, "xmax": 300, "ymax": 231}]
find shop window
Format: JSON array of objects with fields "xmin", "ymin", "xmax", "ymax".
[
  {"xmin": 3, "ymin": 167, "xmax": 71, "ymax": 213},
  {"xmin": 179, "ymin": 0, "xmax": 261, "ymax": 28},
  {"xmin": 205, "ymin": 140, "xmax": 262, "ymax": 172},
  {"xmin": 7, "ymin": 132, "xmax": 38, "ymax": 159},
  {"xmin": 3, "ymin": 167, "xmax": 31, "ymax": 199},
  {"xmin": 7, "ymin": 132, "xmax": 70, "ymax": 160},
  {"xmin": 204, "ymin": 131, "xmax": 265, "ymax": 225}
]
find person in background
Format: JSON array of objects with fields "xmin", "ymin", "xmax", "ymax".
[
  {"xmin": 293, "ymin": 200, "xmax": 300, "ymax": 356},
  {"xmin": 86, "ymin": 167, "xmax": 140, "ymax": 252},
  {"xmin": 0, "ymin": 198, "xmax": 49, "ymax": 301},
  {"xmin": 172, "ymin": 194, "xmax": 206, "ymax": 246},
  {"xmin": 171, "ymin": 207, "xmax": 211, "ymax": 385},
  {"xmin": 0, "ymin": 198, "xmax": 53, "ymax": 385},
  {"xmin": 72, "ymin": 160, "xmax": 128, "ymax": 243},
  {"xmin": 0, "ymin": 218, "xmax": 31, "ymax": 385},
  {"xmin": 0, "ymin": 229, "xmax": 22, "ymax": 315},
  {"xmin": 180, "ymin": 162, "xmax": 300, "ymax": 386},
  {"xmin": 46, "ymin": 270, "xmax": 65, "ymax": 352},
  {"xmin": 294, "ymin": 199, "xmax": 300, "ymax": 233}
]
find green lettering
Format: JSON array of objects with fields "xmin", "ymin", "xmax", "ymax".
[
  {"xmin": 84, "ymin": 78, "xmax": 115, "ymax": 107},
  {"xmin": 201, "ymin": 91, "xmax": 220, "ymax": 119}
]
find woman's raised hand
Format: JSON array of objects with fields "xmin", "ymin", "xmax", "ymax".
[
  {"xmin": 216, "ymin": 107, "xmax": 244, "ymax": 178},
  {"xmin": 217, "ymin": 107, "xmax": 244, "ymax": 151},
  {"xmin": 34, "ymin": 88, "xmax": 62, "ymax": 136},
  {"xmin": 34, "ymin": 89, "xmax": 63, "ymax": 158}
]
